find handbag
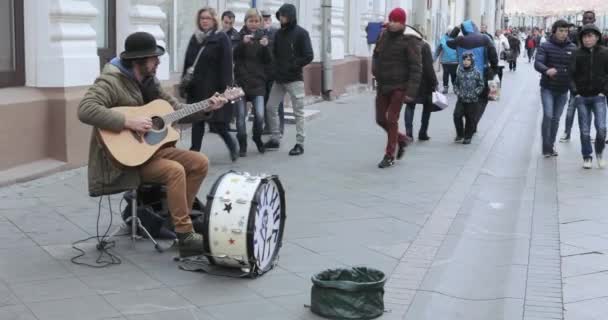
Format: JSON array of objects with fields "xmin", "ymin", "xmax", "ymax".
[
  {"xmin": 431, "ymin": 91, "xmax": 448, "ymax": 112},
  {"xmin": 179, "ymin": 44, "xmax": 206, "ymax": 99}
]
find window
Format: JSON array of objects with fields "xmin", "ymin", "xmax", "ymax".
[
  {"xmin": 0, "ymin": 0, "xmax": 24, "ymax": 88},
  {"xmin": 91, "ymin": 0, "xmax": 116, "ymax": 69}
]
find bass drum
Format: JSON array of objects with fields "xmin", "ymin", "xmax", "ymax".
[{"xmin": 203, "ymin": 171, "xmax": 286, "ymax": 277}]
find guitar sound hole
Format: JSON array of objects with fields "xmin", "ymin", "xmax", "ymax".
[{"xmin": 151, "ymin": 117, "xmax": 165, "ymax": 131}]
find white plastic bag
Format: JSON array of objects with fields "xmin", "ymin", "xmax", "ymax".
[
  {"xmin": 432, "ymin": 91, "xmax": 448, "ymax": 111},
  {"xmin": 488, "ymin": 75, "xmax": 501, "ymax": 101}
]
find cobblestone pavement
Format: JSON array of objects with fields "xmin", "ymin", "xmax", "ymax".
[{"xmin": 0, "ymin": 59, "xmax": 606, "ymax": 320}]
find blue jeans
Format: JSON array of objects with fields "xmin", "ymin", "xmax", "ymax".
[
  {"xmin": 576, "ymin": 95, "xmax": 607, "ymax": 159},
  {"xmin": 563, "ymin": 91, "xmax": 577, "ymax": 136},
  {"xmin": 236, "ymin": 95, "xmax": 265, "ymax": 138},
  {"xmin": 540, "ymin": 88, "xmax": 568, "ymax": 154}
]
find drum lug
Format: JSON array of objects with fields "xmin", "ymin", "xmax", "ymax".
[
  {"xmin": 231, "ymin": 229, "xmax": 243, "ymax": 234},
  {"xmin": 219, "ymin": 196, "xmax": 231, "ymax": 203}
]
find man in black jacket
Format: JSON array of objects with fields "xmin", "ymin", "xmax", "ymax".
[
  {"xmin": 570, "ymin": 24, "xmax": 608, "ymax": 169},
  {"xmin": 264, "ymin": 4, "xmax": 313, "ymax": 156},
  {"xmin": 535, "ymin": 20, "xmax": 576, "ymax": 157},
  {"xmin": 261, "ymin": 9, "xmax": 285, "ymax": 136},
  {"xmin": 221, "ymin": 11, "xmax": 240, "ymax": 49}
]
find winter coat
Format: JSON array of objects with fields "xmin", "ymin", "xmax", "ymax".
[
  {"xmin": 77, "ymin": 60, "xmax": 181, "ymax": 197},
  {"xmin": 263, "ymin": 25, "xmax": 279, "ymax": 80},
  {"xmin": 454, "ymin": 63, "xmax": 485, "ymax": 103},
  {"xmin": 495, "ymin": 35, "xmax": 510, "ymax": 67},
  {"xmin": 224, "ymin": 27, "xmax": 241, "ymax": 50},
  {"xmin": 234, "ymin": 27, "xmax": 272, "ymax": 96},
  {"xmin": 534, "ymin": 35, "xmax": 576, "ymax": 93},
  {"xmin": 403, "ymin": 27, "xmax": 438, "ymax": 98},
  {"xmin": 525, "ymin": 35, "xmax": 537, "ymax": 49},
  {"xmin": 435, "ymin": 34, "xmax": 458, "ymax": 64},
  {"xmin": 272, "ymin": 4, "xmax": 314, "ymax": 83},
  {"xmin": 570, "ymin": 25, "xmax": 608, "ymax": 97},
  {"xmin": 372, "ymin": 28, "xmax": 423, "ymax": 97},
  {"xmin": 182, "ymin": 30, "xmax": 234, "ymax": 123},
  {"xmin": 447, "ymin": 20, "xmax": 499, "ymax": 81}
]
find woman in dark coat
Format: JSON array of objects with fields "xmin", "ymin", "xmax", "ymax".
[
  {"xmin": 183, "ymin": 7, "xmax": 237, "ymax": 161},
  {"xmin": 507, "ymin": 32, "xmax": 521, "ymax": 71},
  {"xmin": 233, "ymin": 8, "xmax": 272, "ymax": 156},
  {"xmin": 404, "ymin": 27, "xmax": 439, "ymax": 141}
]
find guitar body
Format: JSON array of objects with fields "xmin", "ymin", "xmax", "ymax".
[{"xmin": 97, "ymin": 100, "xmax": 180, "ymax": 167}]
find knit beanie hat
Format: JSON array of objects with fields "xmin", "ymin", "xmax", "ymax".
[{"xmin": 388, "ymin": 8, "xmax": 406, "ymax": 25}]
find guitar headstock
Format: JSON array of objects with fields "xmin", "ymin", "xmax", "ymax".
[{"xmin": 222, "ymin": 86, "xmax": 245, "ymax": 102}]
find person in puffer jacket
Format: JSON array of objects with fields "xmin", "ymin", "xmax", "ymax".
[
  {"xmin": 434, "ymin": 27, "xmax": 458, "ymax": 94},
  {"xmin": 453, "ymin": 52, "xmax": 484, "ymax": 145}
]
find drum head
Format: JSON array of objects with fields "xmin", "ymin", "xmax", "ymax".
[{"xmin": 248, "ymin": 176, "xmax": 286, "ymax": 274}]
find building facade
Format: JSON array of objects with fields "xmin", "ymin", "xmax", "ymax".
[{"xmin": 0, "ymin": 0, "xmax": 503, "ymax": 183}]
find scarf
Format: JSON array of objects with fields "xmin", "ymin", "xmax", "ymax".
[{"xmin": 194, "ymin": 28, "xmax": 214, "ymax": 44}]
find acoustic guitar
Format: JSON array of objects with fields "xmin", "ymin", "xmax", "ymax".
[{"xmin": 97, "ymin": 87, "xmax": 245, "ymax": 167}]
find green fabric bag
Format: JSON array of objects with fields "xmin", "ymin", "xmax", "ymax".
[{"xmin": 310, "ymin": 267, "xmax": 386, "ymax": 319}]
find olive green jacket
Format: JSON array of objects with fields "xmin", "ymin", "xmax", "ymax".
[{"xmin": 78, "ymin": 63, "xmax": 180, "ymax": 196}]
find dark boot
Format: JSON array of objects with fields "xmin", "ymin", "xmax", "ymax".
[
  {"xmin": 378, "ymin": 154, "xmax": 395, "ymax": 168},
  {"xmin": 177, "ymin": 231, "xmax": 205, "ymax": 258},
  {"xmin": 253, "ymin": 136, "xmax": 266, "ymax": 153},
  {"xmin": 237, "ymin": 134, "xmax": 247, "ymax": 157},
  {"xmin": 288, "ymin": 144, "xmax": 304, "ymax": 156}
]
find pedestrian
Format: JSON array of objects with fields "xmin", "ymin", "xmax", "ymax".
[
  {"xmin": 453, "ymin": 52, "xmax": 484, "ymax": 145},
  {"xmin": 561, "ymin": 10, "xmax": 603, "ymax": 143},
  {"xmin": 494, "ymin": 29, "xmax": 510, "ymax": 82},
  {"xmin": 263, "ymin": 4, "xmax": 313, "ymax": 156},
  {"xmin": 525, "ymin": 31, "xmax": 537, "ymax": 63},
  {"xmin": 507, "ymin": 32, "xmax": 521, "ymax": 71},
  {"xmin": 260, "ymin": 9, "xmax": 284, "ymax": 136},
  {"xmin": 233, "ymin": 8, "xmax": 272, "ymax": 157},
  {"xmin": 405, "ymin": 26, "xmax": 438, "ymax": 141},
  {"xmin": 221, "ymin": 10, "xmax": 240, "ymax": 49},
  {"xmin": 434, "ymin": 26, "xmax": 458, "ymax": 94},
  {"xmin": 184, "ymin": 7, "xmax": 238, "ymax": 161},
  {"xmin": 372, "ymin": 7, "xmax": 422, "ymax": 168},
  {"xmin": 447, "ymin": 19, "xmax": 499, "ymax": 134},
  {"xmin": 570, "ymin": 24, "xmax": 608, "ymax": 169},
  {"xmin": 534, "ymin": 19, "xmax": 576, "ymax": 158}
]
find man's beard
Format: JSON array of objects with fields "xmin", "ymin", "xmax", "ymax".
[{"xmin": 136, "ymin": 64, "xmax": 156, "ymax": 78}]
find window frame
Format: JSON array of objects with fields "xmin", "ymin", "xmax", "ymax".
[
  {"xmin": 97, "ymin": 0, "xmax": 117, "ymax": 69},
  {"xmin": 0, "ymin": 0, "xmax": 25, "ymax": 88}
]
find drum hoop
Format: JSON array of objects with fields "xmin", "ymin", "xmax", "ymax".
[
  {"xmin": 246, "ymin": 175, "xmax": 287, "ymax": 276},
  {"xmin": 202, "ymin": 170, "xmax": 234, "ymax": 265}
]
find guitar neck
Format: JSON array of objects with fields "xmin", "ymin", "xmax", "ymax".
[{"xmin": 163, "ymin": 99, "xmax": 214, "ymax": 124}]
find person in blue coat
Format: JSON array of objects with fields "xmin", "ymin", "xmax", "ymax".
[
  {"xmin": 447, "ymin": 20, "xmax": 499, "ymax": 133},
  {"xmin": 434, "ymin": 26, "xmax": 459, "ymax": 94}
]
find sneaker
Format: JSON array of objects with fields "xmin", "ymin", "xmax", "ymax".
[
  {"xmin": 597, "ymin": 154, "xmax": 605, "ymax": 169},
  {"xmin": 263, "ymin": 139, "xmax": 280, "ymax": 150},
  {"xmin": 253, "ymin": 136, "xmax": 266, "ymax": 154},
  {"xmin": 454, "ymin": 136, "xmax": 464, "ymax": 143},
  {"xmin": 543, "ymin": 153, "xmax": 552, "ymax": 158},
  {"xmin": 442, "ymin": 86, "xmax": 449, "ymax": 94},
  {"xmin": 288, "ymin": 144, "xmax": 304, "ymax": 156},
  {"xmin": 397, "ymin": 141, "xmax": 406, "ymax": 160},
  {"xmin": 418, "ymin": 133, "xmax": 431, "ymax": 141},
  {"xmin": 177, "ymin": 231, "xmax": 205, "ymax": 258},
  {"xmin": 551, "ymin": 149, "xmax": 559, "ymax": 157},
  {"xmin": 462, "ymin": 138, "xmax": 472, "ymax": 144},
  {"xmin": 583, "ymin": 158, "xmax": 593, "ymax": 169},
  {"xmin": 378, "ymin": 155, "xmax": 395, "ymax": 168},
  {"xmin": 559, "ymin": 133, "xmax": 570, "ymax": 142}
]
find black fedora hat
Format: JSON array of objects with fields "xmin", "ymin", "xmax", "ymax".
[{"xmin": 120, "ymin": 32, "xmax": 165, "ymax": 60}]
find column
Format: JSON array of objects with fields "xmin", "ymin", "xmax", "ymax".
[
  {"xmin": 116, "ymin": 0, "xmax": 170, "ymax": 80},
  {"xmin": 24, "ymin": 0, "xmax": 99, "ymax": 87}
]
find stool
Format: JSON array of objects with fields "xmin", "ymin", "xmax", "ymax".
[{"xmin": 106, "ymin": 184, "xmax": 170, "ymax": 252}]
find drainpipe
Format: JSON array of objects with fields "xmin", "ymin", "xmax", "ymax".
[{"xmin": 321, "ymin": 0, "xmax": 333, "ymax": 100}]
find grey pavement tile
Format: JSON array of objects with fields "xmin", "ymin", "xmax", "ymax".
[
  {"xmin": 420, "ymin": 263, "xmax": 528, "ymax": 300},
  {"xmin": 0, "ymin": 246, "xmax": 72, "ymax": 284},
  {"xmin": 563, "ymin": 271, "xmax": 608, "ymax": 304},
  {"xmin": 125, "ymin": 308, "xmax": 217, "ymax": 320},
  {"xmin": 0, "ymin": 198, "xmax": 42, "ymax": 210},
  {"xmin": 404, "ymin": 291, "xmax": 524, "ymax": 320},
  {"xmin": 0, "ymin": 220, "xmax": 38, "ymax": 249},
  {"xmin": 202, "ymin": 299, "xmax": 302, "ymax": 320},
  {"xmin": 266, "ymin": 293, "xmax": 328, "ymax": 320},
  {"xmin": 123, "ymin": 253, "xmax": 206, "ymax": 288},
  {"xmin": 10, "ymin": 277, "xmax": 96, "ymax": 303},
  {"xmin": 79, "ymin": 272, "xmax": 165, "ymax": 295},
  {"xmin": 277, "ymin": 250, "xmax": 347, "ymax": 275},
  {"xmin": 562, "ymin": 253, "xmax": 608, "ymax": 278},
  {"xmin": 0, "ymin": 282, "xmax": 20, "ymax": 307},
  {"xmin": 0, "ymin": 304, "xmax": 38, "ymax": 320},
  {"xmin": 244, "ymin": 272, "xmax": 310, "ymax": 298},
  {"xmin": 103, "ymin": 288, "xmax": 194, "ymax": 316},
  {"xmin": 562, "ymin": 235, "xmax": 608, "ymax": 252},
  {"xmin": 435, "ymin": 234, "xmax": 531, "ymax": 267},
  {"xmin": 560, "ymin": 220, "xmax": 608, "ymax": 238},
  {"xmin": 27, "ymin": 295, "xmax": 121, "ymax": 320},
  {"xmin": 565, "ymin": 297, "xmax": 608, "ymax": 320},
  {"xmin": 367, "ymin": 241, "xmax": 411, "ymax": 259},
  {"xmin": 172, "ymin": 281, "xmax": 265, "ymax": 307}
]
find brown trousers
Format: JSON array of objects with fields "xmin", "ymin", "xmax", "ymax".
[
  {"xmin": 376, "ymin": 89, "xmax": 407, "ymax": 157},
  {"xmin": 139, "ymin": 147, "xmax": 209, "ymax": 233}
]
